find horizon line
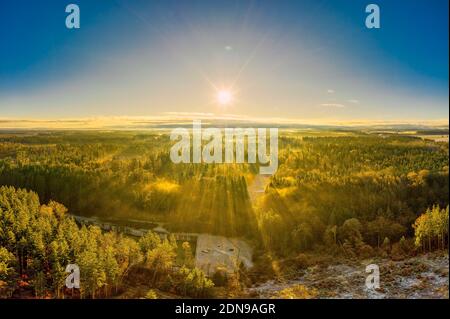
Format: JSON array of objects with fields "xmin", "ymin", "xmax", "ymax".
[{"xmin": 0, "ymin": 114, "xmax": 448, "ymax": 130}]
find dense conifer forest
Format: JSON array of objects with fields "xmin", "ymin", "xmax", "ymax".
[{"xmin": 0, "ymin": 130, "xmax": 448, "ymax": 298}]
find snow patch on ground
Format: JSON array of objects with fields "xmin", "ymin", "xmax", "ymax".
[{"xmin": 248, "ymin": 253, "xmax": 448, "ymax": 299}]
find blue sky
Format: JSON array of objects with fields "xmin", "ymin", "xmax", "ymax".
[{"xmin": 0, "ymin": 0, "xmax": 448, "ymax": 122}]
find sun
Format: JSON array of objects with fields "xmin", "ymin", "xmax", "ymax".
[{"xmin": 217, "ymin": 90, "xmax": 233, "ymax": 105}]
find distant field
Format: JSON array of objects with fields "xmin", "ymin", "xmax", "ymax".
[{"xmin": 416, "ymin": 135, "xmax": 449, "ymax": 142}]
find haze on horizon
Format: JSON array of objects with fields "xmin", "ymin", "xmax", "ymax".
[{"xmin": 0, "ymin": 0, "xmax": 448, "ymax": 123}]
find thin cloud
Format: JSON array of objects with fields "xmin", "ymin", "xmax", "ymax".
[
  {"xmin": 327, "ymin": 89, "xmax": 335, "ymax": 94},
  {"xmin": 320, "ymin": 103, "xmax": 345, "ymax": 108},
  {"xmin": 348, "ymin": 99, "xmax": 360, "ymax": 104}
]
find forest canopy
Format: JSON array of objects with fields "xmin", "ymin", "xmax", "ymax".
[{"xmin": 0, "ymin": 131, "xmax": 448, "ymax": 257}]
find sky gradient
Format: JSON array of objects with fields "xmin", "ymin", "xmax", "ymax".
[{"xmin": 0, "ymin": 0, "xmax": 448, "ymax": 123}]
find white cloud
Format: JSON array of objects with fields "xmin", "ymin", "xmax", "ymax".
[
  {"xmin": 327, "ymin": 89, "xmax": 335, "ymax": 94},
  {"xmin": 348, "ymin": 99, "xmax": 360, "ymax": 104}
]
